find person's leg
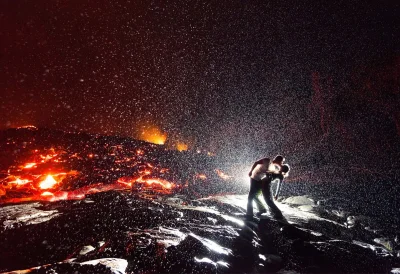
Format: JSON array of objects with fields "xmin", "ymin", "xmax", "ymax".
[
  {"xmin": 247, "ymin": 179, "xmax": 262, "ymax": 216},
  {"xmin": 253, "ymin": 191, "xmax": 267, "ymax": 214},
  {"xmin": 261, "ymin": 180, "xmax": 283, "ymax": 218}
]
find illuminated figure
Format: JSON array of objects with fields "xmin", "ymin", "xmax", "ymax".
[
  {"xmin": 246, "ymin": 155, "xmax": 287, "ymax": 219},
  {"xmin": 260, "ymin": 164, "xmax": 290, "ymax": 219}
]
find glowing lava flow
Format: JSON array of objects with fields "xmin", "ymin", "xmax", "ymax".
[
  {"xmin": 117, "ymin": 175, "xmax": 174, "ymax": 193},
  {"xmin": 23, "ymin": 163, "xmax": 37, "ymax": 169},
  {"xmin": 0, "ymin": 133, "xmax": 215, "ymax": 204},
  {"xmin": 39, "ymin": 175, "xmax": 58, "ymax": 189},
  {"xmin": 8, "ymin": 177, "xmax": 32, "ymax": 186},
  {"xmin": 138, "ymin": 177, "xmax": 173, "ymax": 189}
]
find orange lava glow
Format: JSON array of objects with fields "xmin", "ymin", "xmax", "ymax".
[
  {"xmin": 9, "ymin": 177, "xmax": 32, "ymax": 186},
  {"xmin": 39, "ymin": 175, "xmax": 58, "ymax": 189},
  {"xmin": 176, "ymin": 142, "xmax": 188, "ymax": 152},
  {"xmin": 17, "ymin": 125, "xmax": 38, "ymax": 130},
  {"xmin": 141, "ymin": 178, "xmax": 173, "ymax": 189},
  {"xmin": 215, "ymin": 169, "xmax": 232, "ymax": 180},
  {"xmin": 23, "ymin": 162, "xmax": 37, "ymax": 169},
  {"xmin": 0, "ymin": 140, "xmax": 194, "ymax": 204},
  {"xmin": 196, "ymin": 174, "xmax": 207, "ymax": 180},
  {"xmin": 118, "ymin": 168, "xmax": 175, "ymax": 193},
  {"xmin": 139, "ymin": 125, "xmax": 167, "ymax": 145}
]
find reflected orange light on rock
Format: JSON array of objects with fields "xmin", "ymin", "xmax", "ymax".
[
  {"xmin": 39, "ymin": 175, "xmax": 58, "ymax": 189},
  {"xmin": 139, "ymin": 125, "xmax": 167, "ymax": 145}
]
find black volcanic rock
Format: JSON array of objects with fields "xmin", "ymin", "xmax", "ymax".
[{"xmin": 0, "ymin": 128, "xmax": 399, "ymax": 273}]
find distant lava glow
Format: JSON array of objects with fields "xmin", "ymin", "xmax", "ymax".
[
  {"xmin": 215, "ymin": 169, "xmax": 232, "ymax": 180},
  {"xmin": 118, "ymin": 176, "xmax": 174, "ymax": 191},
  {"xmin": 139, "ymin": 125, "xmax": 167, "ymax": 145},
  {"xmin": 196, "ymin": 174, "xmax": 207, "ymax": 180},
  {"xmin": 176, "ymin": 142, "xmax": 188, "ymax": 152}
]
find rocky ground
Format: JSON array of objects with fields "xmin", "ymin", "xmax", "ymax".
[
  {"xmin": 1, "ymin": 128, "xmax": 399, "ymax": 273},
  {"xmin": 1, "ymin": 191, "xmax": 399, "ymax": 273}
]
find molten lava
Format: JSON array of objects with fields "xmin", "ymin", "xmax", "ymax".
[
  {"xmin": 0, "ymin": 129, "xmax": 235, "ymax": 204},
  {"xmin": 0, "ymin": 143, "xmax": 178, "ymax": 204},
  {"xmin": 23, "ymin": 163, "xmax": 37, "ymax": 169},
  {"xmin": 39, "ymin": 175, "xmax": 58, "ymax": 189}
]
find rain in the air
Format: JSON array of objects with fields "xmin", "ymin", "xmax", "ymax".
[{"xmin": 0, "ymin": 1, "xmax": 399, "ymax": 273}]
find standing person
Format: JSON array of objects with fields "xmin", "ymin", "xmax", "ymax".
[
  {"xmin": 272, "ymin": 164, "xmax": 290, "ymax": 201},
  {"xmin": 261, "ymin": 164, "xmax": 290, "ymax": 219},
  {"xmin": 246, "ymin": 155, "xmax": 285, "ymax": 219}
]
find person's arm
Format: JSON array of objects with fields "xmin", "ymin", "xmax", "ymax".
[
  {"xmin": 274, "ymin": 174, "xmax": 284, "ymax": 200},
  {"xmin": 248, "ymin": 157, "xmax": 270, "ymax": 176}
]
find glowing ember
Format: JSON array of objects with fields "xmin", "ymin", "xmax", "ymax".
[{"xmin": 39, "ymin": 175, "xmax": 58, "ymax": 189}]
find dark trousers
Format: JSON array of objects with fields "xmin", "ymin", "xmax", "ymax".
[
  {"xmin": 246, "ymin": 178, "xmax": 283, "ymax": 218},
  {"xmin": 246, "ymin": 179, "xmax": 266, "ymax": 215}
]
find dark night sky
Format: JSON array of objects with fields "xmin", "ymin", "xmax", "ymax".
[{"xmin": 1, "ymin": 0, "xmax": 399, "ymax": 165}]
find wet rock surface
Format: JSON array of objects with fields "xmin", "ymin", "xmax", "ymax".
[{"xmin": 1, "ymin": 192, "xmax": 399, "ymax": 273}]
